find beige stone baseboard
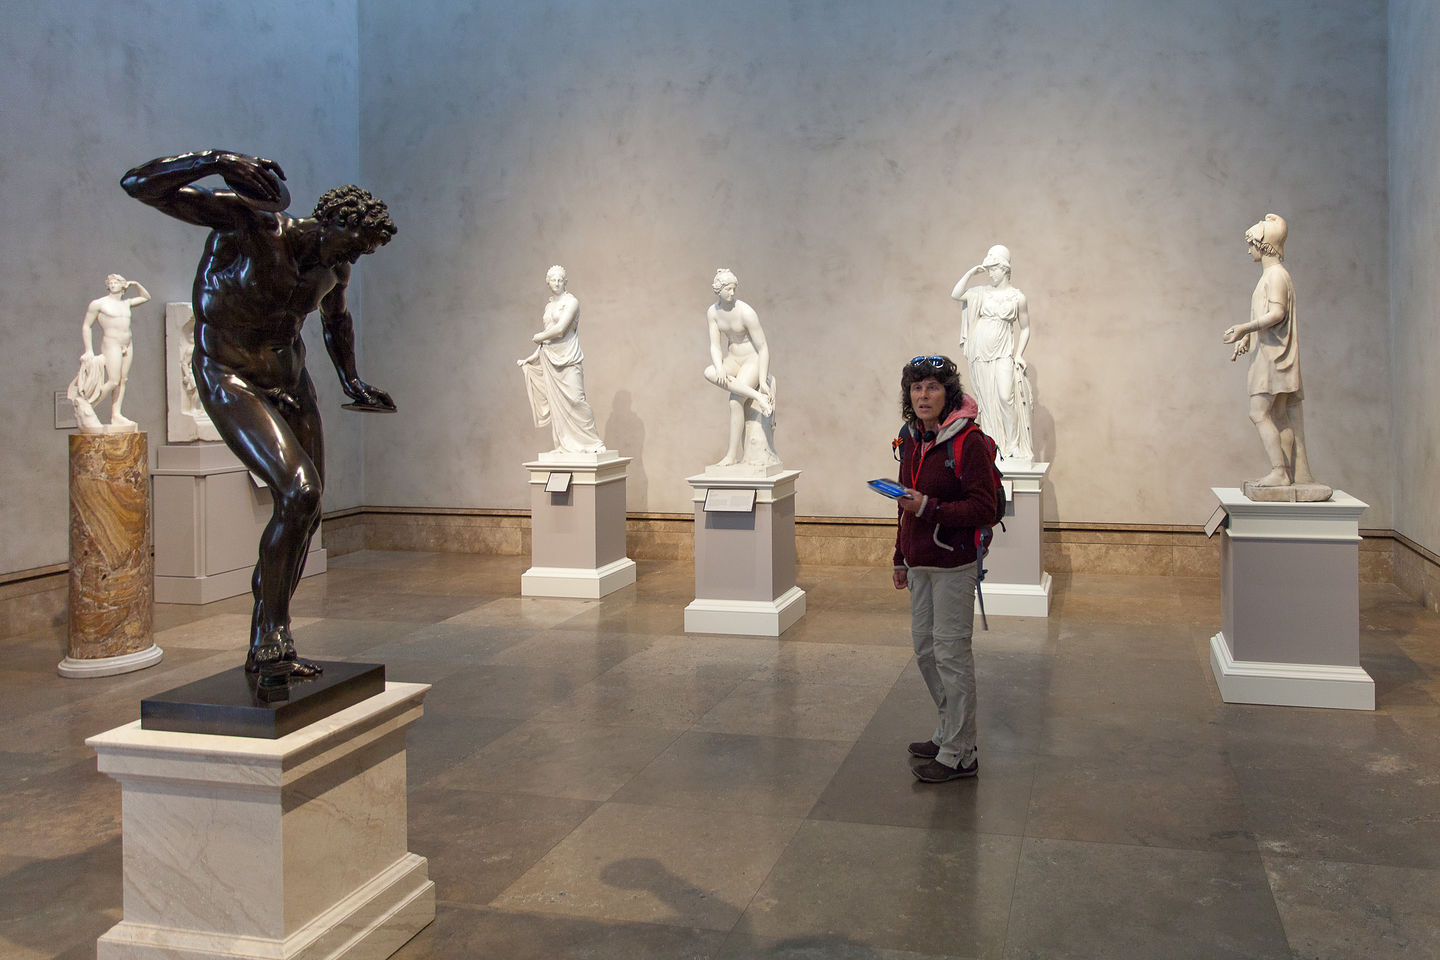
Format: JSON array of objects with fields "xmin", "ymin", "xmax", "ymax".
[{"xmin": 0, "ymin": 510, "xmax": 1420, "ymax": 640}]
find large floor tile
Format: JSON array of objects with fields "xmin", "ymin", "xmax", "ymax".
[
  {"xmin": 694, "ymin": 679, "xmax": 894, "ymax": 741},
  {"xmin": 1263, "ymin": 855, "xmax": 1440, "ymax": 960},
  {"xmin": 1003, "ymin": 838, "xmax": 1292, "ymax": 960},
  {"xmin": 492, "ymin": 801, "xmax": 803, "ymax": 930}
]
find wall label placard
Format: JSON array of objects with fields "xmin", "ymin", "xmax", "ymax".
[
  {"xmin": 703, "ymin": 488, "xmax": 757, "ymax": 513},
  {"xmin": 544, "ymin": 472, "xmax": 572, "ymax": 493}
]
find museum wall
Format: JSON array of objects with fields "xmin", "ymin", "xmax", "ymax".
[
  {"xmin": 0, "ymin": 1, "xmax": 366, "ymax": 576},
  {"xmin": 1389, "ymin": 0, "xmax": 1440, "ymax": 558},
  {"xmin": 355, "ymin": 0, "xmax": 1391, "ymax": 529}
]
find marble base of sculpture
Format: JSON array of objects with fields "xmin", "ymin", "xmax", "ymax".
[
  {"xmin": 1208, "ymin": 487, "xmax": 1373, "ymax": 710},
  {"xmin": 64, "ymin": 432, "xmax": 161, "ymax": 678},
  {"xmin": 1242, "ymin": 479, "xmax": 1334, "ymax": 502},
  {"xmin": 522, "ymin": 454, "xmax": 636, "ymax": 599},
  {"xmin": 88, "ymin": 682, "xmax": 435, "ymax": 960},
  {"xmin": 153, "ymin": 443, "xmax": 326, "ymax": 604},
  {"xmin": 977, "ymin": 460, "xmax": 1053, "ymax": 617},
  {"xmin": 685, "ymin": 470, "xmax": 806, "ymax": 637}
]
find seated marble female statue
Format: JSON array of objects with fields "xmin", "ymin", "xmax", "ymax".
[
  {"xmin": 517, "ymin": 265, "xmax": 606, "ymax": 455},
  {"xmin": 703, "ymin": 268, "xmax": 779, "ymax": 468},
  {"xmin": 951, "ymin": 245, "xmax": 1034, "ymax": 461}
]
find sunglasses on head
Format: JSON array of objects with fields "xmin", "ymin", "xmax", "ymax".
[{"xmin": 908, "ymin": 355, "xmax": 952, "ymax": 374}]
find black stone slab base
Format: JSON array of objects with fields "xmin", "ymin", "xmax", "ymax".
[{"xmin": 141, "ymin": 661, "xmax": 386, "ymax": 739}]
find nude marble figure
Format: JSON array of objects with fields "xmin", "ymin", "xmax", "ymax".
[
  {"xmin": 68, "ymin": 274, "xmax": 150, "ymax": 433},
  {"xmin": 703, "ymin": 269, "xmax": 779, "ymax": 468}
]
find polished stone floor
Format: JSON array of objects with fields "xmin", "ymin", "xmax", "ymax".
[{"xmin": 2, "ymin": 550, "xmax": 1439, "ymax": 959}]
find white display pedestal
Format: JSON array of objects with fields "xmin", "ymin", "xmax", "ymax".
[
  {"xmin": 1208, "ymin": 487, "xmax": 1374, "ymax": 710},
  {"xmin": 152, "ymin": 444, "xmax": 327, "ymax": 604},
  {"xmin": 980, "ymin": 460, "xmax": 1053, "ymax": 617},
  {"xmin": 685, "ymin": 469, "xmax": 806, "ymax": 637},
  {"xmin": 87, "ymin": 682, "xmax": 435, "ymax": 960},
  {"xmin": 522, "ymin": 452, "xmax": 636, "ymax": 599}
]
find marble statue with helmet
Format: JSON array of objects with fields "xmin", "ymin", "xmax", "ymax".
[
  {"xmin": 1222, "ymin": 213, "xmax": 1331, "ymax": 502},
  {"xmin": 951, "ymin": 245, "xmax": 1034, "ymax": 461}
]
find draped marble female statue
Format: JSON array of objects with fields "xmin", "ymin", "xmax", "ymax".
[
  {"xmin": 68, "ymin": 274, "xmax": 151, "ymax": 433},
  {"xmin": 702, "ymin": 268, "xmax": 779, "ymax": 470},
  {"xmin": 517, "ymin": 265, "xmax": 606, "ymax": 455},
  {"xmin": 951, "ymin": 245, "xmax": 1033, "ymax": 461},
  {"xmin": 1222, "ymin": 214, "xmax": 1329, "ymax": 501}
]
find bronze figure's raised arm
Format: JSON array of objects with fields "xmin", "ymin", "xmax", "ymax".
[{"xmin": 122, "ymin": 150, "xmax": 397, "ymax": 689}]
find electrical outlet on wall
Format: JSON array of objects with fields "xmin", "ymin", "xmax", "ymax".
[{"xmin": 54, "ymin": 391, "xmax": 77, "ymax": 429}]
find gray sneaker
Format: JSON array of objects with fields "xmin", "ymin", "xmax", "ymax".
[
  {"xmin": 908, "ymin": 740, "xmax": 940, "ymax": 759},
  {"xmin": 912, "ymin": 756, "xmax": 978, "ymax": 782}
]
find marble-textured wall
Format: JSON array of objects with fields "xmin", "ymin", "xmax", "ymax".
[
  {"xmin": 1, "ymin": 1, "xmax": 364, "ymax": 575},
  {"xmin": 1389, "ymin": 0, "xmax": 1440, "ymax": 558},
  {"xmin": 355, "ymin": 0, "xmax": 1391, "ymax": 528}
]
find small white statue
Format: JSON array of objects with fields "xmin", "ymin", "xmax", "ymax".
[
  {"xmin": 165, "ymin": 303, "xmax": 222, "ymax": 442},
  {"xmin": 1222, "ymin": 214, "xmax": 1329, "ymax": 500},
  {"xmin": 68, "ymin": 274, "xmax": 150, "ymax": 433},
  {"xmin": 951, "ymin": 245, "xmax": 1033, "ymax": 461},
  {"xmin": 517, "ymin": 265, "xmax": 606, "ymax": 455},
  {"xmin": 703, "ymin": 268, "xmax": 779, "ymax": 469}
]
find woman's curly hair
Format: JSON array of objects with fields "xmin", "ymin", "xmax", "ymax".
[{"xmin": 900, "ymin": 356, "xmax": 963, "ymax": 425}]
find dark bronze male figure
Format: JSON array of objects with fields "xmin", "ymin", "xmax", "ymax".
[{"xmin": 123, "ymin": 151, "xmax": 397, "ymax": 684}]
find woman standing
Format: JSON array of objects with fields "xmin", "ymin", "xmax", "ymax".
[
  {"xmin": 892, "ymin": 356, "xmax": 997, "ymax": 782},
  {"xmin": 517, "ymin": 265, "xmax": 606, "ymax": 454}
]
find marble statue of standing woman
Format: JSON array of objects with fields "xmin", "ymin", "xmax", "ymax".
[
  {"xmin": 517, "ymin": 265, "xmax": 605, "ymax": 455},
  {"xmin": 68, "ymin": 274, "xmax": 151, "ymax": 433},
  {"xmin": 703, "ymin": 268, "xmax": 779, "ymax": 469},
  {"xmin": 951, "ymin": 245, "xmax": 1034, "ymax": 461}
]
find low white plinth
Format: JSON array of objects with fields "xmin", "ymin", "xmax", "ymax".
[
  {"xmin": 88, "ymin": 682, "xmax": 435, "ymax": 960},
  {"xmin": 1209, "ymin": 487, "xmax": 1373, "ymax": 711},
  {"xmin": 977, "ymin": 460, "xmax": 1052, "ymax": 618},
  {"xmin": 523, "ymin": 454, "xmax": 633, "ymax": 600},
  {"xmin": 685, "ymin": 586, "xmax": 807, "ymax": 637},
  {"xmin": 522, "ymin": 557, "xmax": 638, "ymax": 598},
  {"xmin": 58, "ymin": 644, "xmax": 164, "ymax": 679},
  {"xmin": 687, "ymin": 470, "xmax": 805, "ymax": 637},
  {"xmin": 153, "ymin": 443, "xmax": 325, "ymax": 604},
  {"xmin": 1209, "ymin": 632, "xmax": 1374, "ymax": 710},
  {"xmin": 976, "ymin": 571, "xmax": 1053, "ymax": 618}
]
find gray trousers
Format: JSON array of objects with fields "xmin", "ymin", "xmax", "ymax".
[{"xmin": 907, "ymin": 562, "xmax": 979, "ymax": 767}]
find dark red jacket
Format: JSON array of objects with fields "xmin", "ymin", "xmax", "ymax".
[{"xmin": 892, "ymin": 404, "xmax": 998, "ymax": 570}]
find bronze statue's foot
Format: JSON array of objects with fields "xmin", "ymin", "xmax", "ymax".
[
  {"xmin": 1251, "ymin": 467, "xmax": 1292, "ymax": 487},
  {"xmin": 245, "ymin": 629, "xmax": 324, "ymax": 679},
  {"xmin": 276, "ymin": 630, "xmax": 323, "ymax": 678}
]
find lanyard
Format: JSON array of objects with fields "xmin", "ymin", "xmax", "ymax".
[{"xmin": 908, "ymin": 433, "xmax": 934, "ymax": 491}]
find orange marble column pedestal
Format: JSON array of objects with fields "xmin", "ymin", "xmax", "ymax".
[{"xmin": 60, "ymin": 432, "xmax": 163, "ymax": 678}]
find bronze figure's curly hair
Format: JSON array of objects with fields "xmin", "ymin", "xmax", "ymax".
[
  {"xmin": 313, "ymin": 185, "xmax": 397, "ymax": 242},
  {"xmin": 900, "ymin": 356, "xmax": 963, "ymax": 425}
]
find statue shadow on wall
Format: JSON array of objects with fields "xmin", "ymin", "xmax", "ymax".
[
  {"xmin": 604, "ymin": 390, "xmax": 647, "ymax": 510},
  {"xmin": 1026, "ymin": 361, "xmax": 1060, "ymax": 519}
]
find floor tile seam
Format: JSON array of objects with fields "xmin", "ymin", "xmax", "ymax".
[
  {"xmin": 1014, "ymin": 831, "xmax": 1272, "ymax": 862},
  {"xmin": 1252, "ymin": 845, "xmax": 1440, "ymax": 873},
  {"xmin": 708, "ymin": 810, "xmax": 812, "ymax": 942}
]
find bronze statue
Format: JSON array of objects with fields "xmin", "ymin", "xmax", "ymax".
[{"xmin": 122, "ymin": 151, "xmax": 397, "ymax": 687}]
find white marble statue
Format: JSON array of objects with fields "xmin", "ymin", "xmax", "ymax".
[
  {"xmin": 951, "ymin": 245, "xmax": 1033, "ymax": 461},
  {"xmin": 703, "ymin": 268, "xmax": 779, "ymax": 469},
  {"xmin": 1223, "ymin": 214, "xmax": 1329, "ymax": 500},
  {"xmin": 516, "ymin": 265, "xmax": 606, "ymax": 455},
  {"xmin": 68, "ymin": 274, "xmax": 150, "ymax": 433},
  {"xmin": 164, "ymin": 302, "xmax": 222, "ymax": 442}
]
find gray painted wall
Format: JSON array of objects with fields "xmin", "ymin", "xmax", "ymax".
[
  {"xmin": 0, "ymin": 1, "xmax": 364, "ymax": 575},
  {"xmin": 1389, "ymin": 0, "xmax": 1440, "ymax": 553},
  {"xmin": 5, "ymin": 1, "xmax": 1427, "ymax": 577},
  {"xmin": 356, "ymin": 0, "xmax": 1392, "ymax": 530}
]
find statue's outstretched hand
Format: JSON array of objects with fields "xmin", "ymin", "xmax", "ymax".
[
  {"xmin": 342, "ymin": 378, "xmax": 396, "ymax": 412},
  {"xmin": 217, "ymin": 153, "xmax": 288, "ymax": 206}
]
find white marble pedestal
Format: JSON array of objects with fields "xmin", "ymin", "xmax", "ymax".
[
  {"xmin": 685, "ymin": 469, "xmax": 806, "ymax": 636},
  {"xmin": 522, "ymin": 452, "xmax": 637, "ymax": 599},
  {"xmin": 980, "ymin": 460, "xmax": 1053, "ymax": 617},
  {"xmin": 88, "ymin": 682, "xmax": 435, "ymax": 960},
  {"xmin": 152, "ymin": 444, "xmax": 327, "ymax": 604},
  {"xmin": 1208, "ymin": 487, "xmax": 1374, "ymax": 710}
]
